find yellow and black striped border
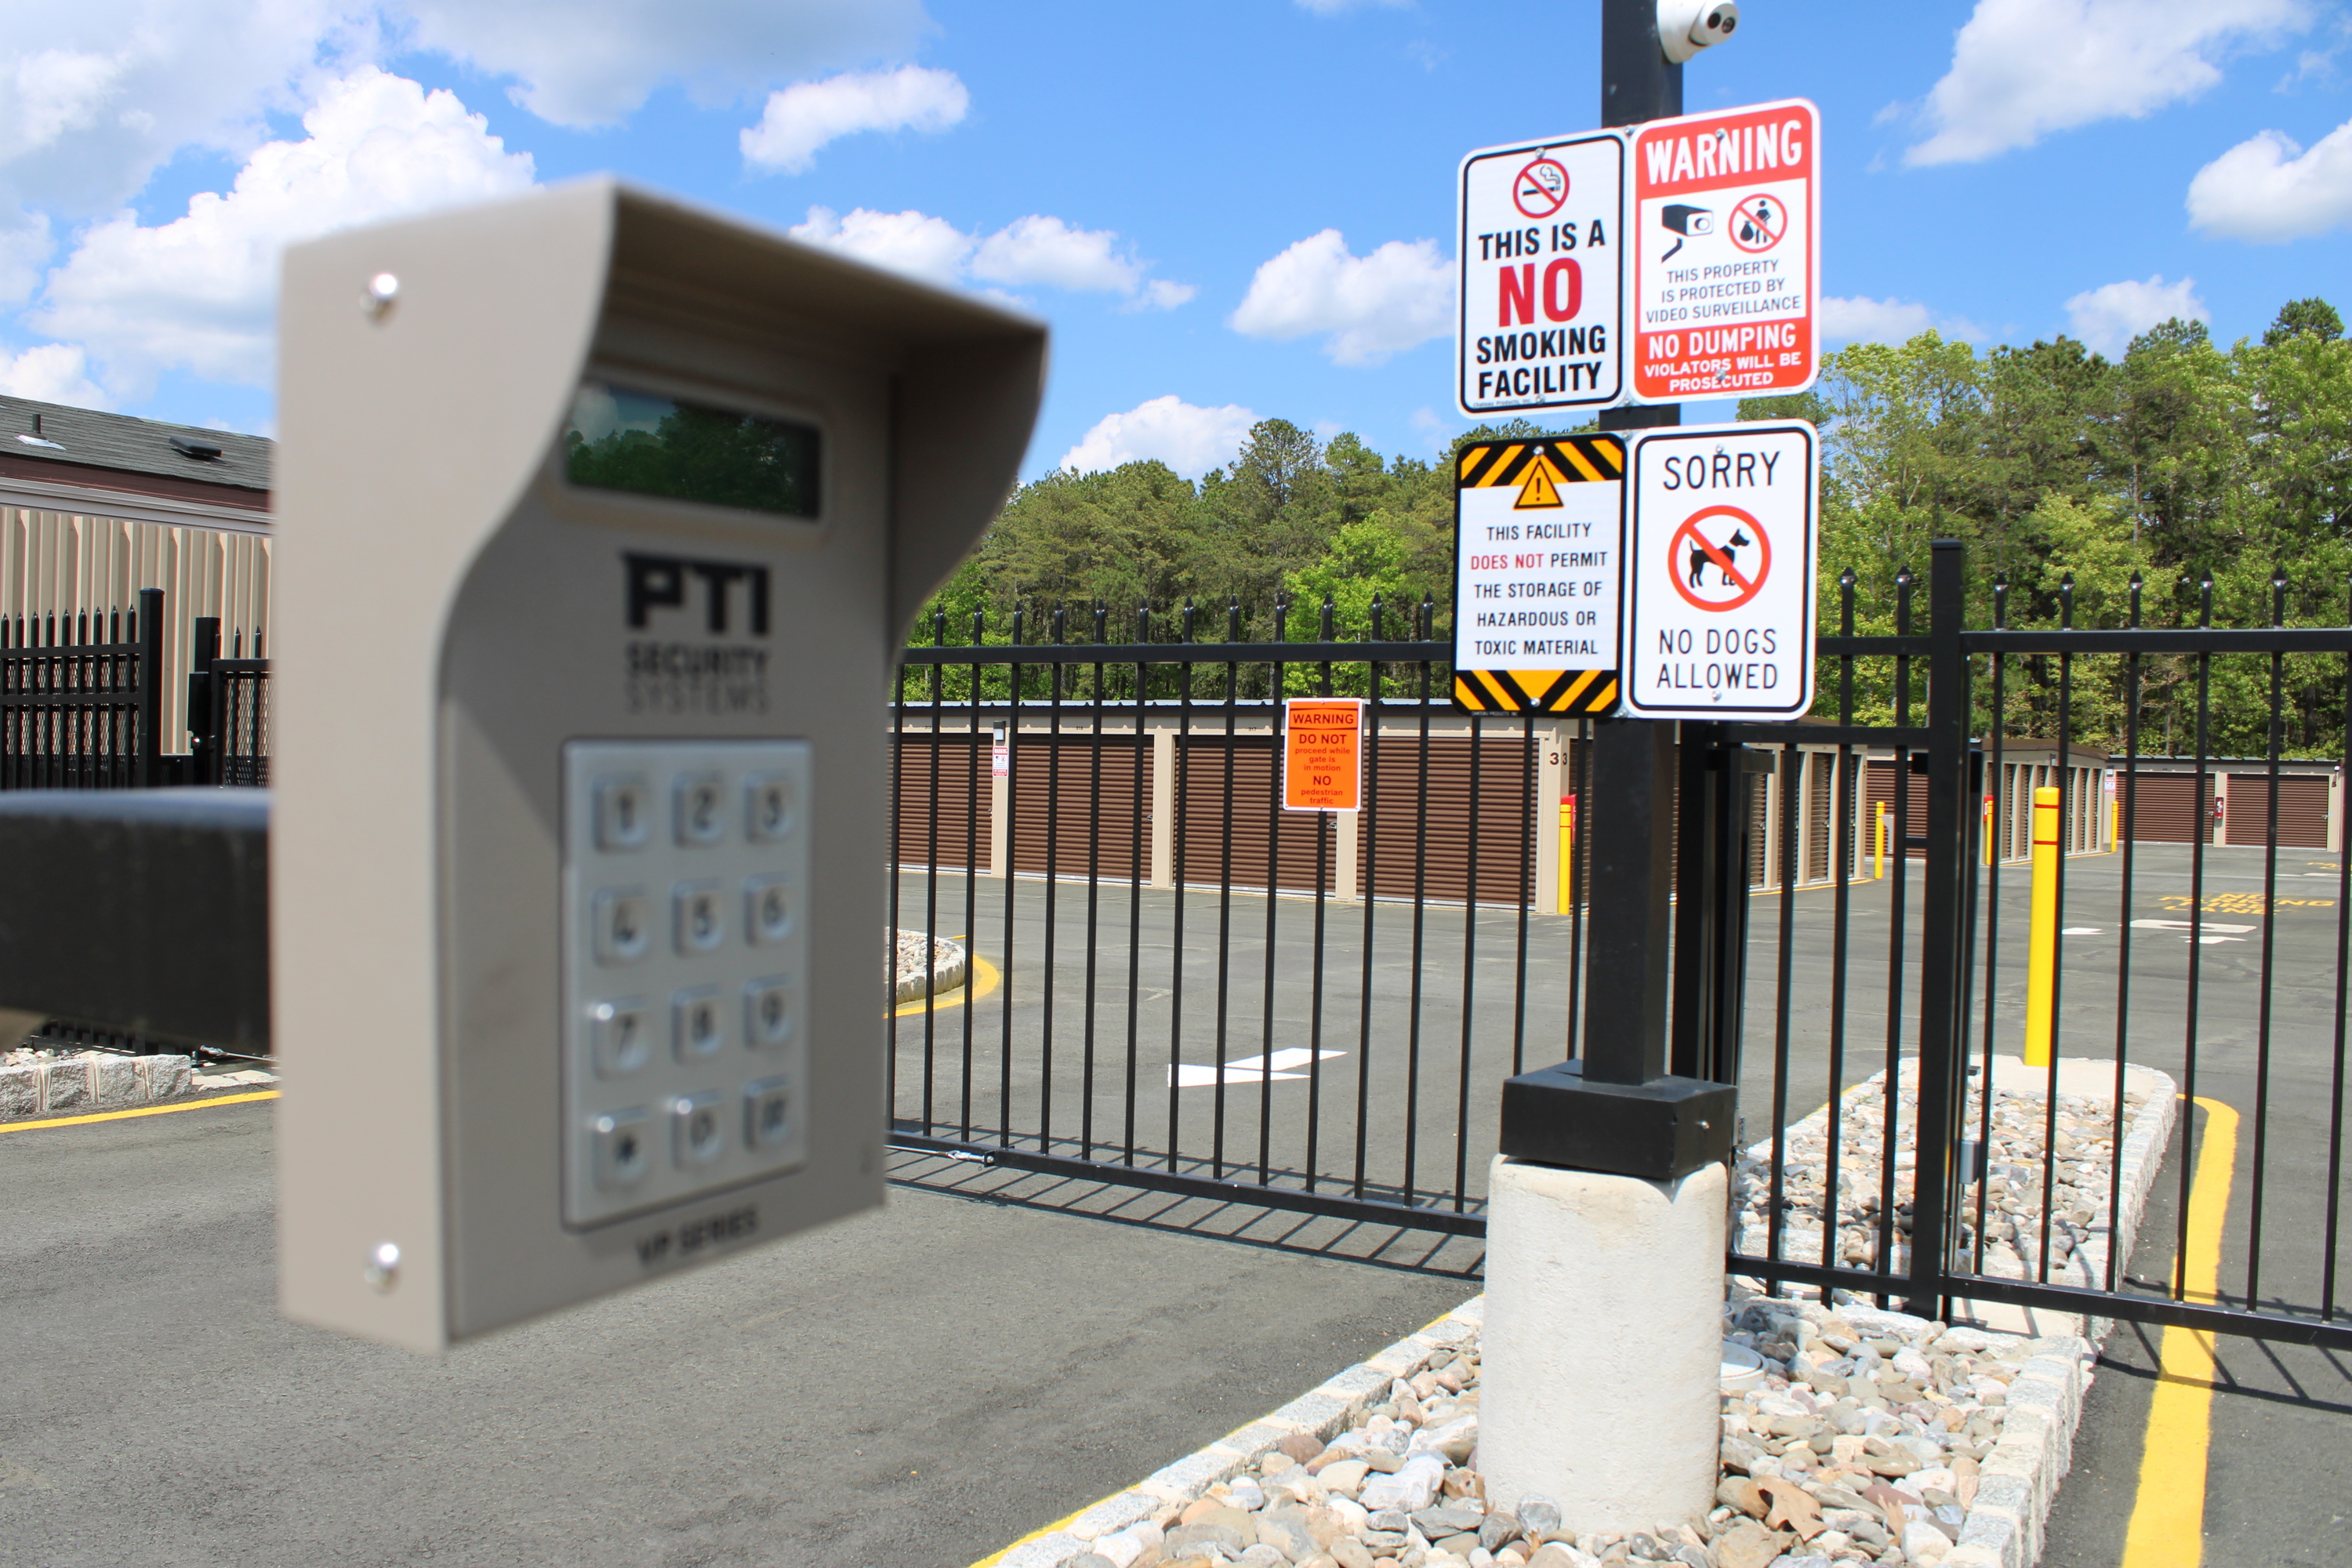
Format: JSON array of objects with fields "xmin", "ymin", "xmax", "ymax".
[
  {"xmin": 1453, "ymin": 668, "xmax": 1619, "ymax": 714},
  {"xmin": 1456, "ymin": 434, "xmax": 1624, "ymax": 490},
  {"xmin": 1454, "ymin": 434, "xmax": 1624, "ymax": 714}
]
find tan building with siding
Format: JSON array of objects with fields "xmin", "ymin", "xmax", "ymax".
[{"xmin": 1, "ymin": 394, "xmax": 272, "ymax": 755}]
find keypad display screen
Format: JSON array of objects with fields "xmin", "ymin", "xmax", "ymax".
[
  {"xmin": 562, "ymin": 381, "xmax": 820, "ymax": 518},
  {"xmin": 561, "ymin": 739, "xmax": 812, "ymax": 1227}
]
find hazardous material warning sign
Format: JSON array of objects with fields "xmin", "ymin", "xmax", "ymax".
[
  {"xmin": 1456, "ymin": 130, "xmax": 1625, "ymax": 416},
  {"xmin": 1451, "ymin": 434, "xmax": 1625, "ymax": 714},
  {"xmin": 1283, "ymin": 699, "xmax": 1365, "ymax": 811},
  {"xmin": 1627, "ymin": 99, "xmax": 1818, "ymax": 404},
  {"xmin": 1622, "ymin": 421, "xmax": 1817, "ymax": 720}
]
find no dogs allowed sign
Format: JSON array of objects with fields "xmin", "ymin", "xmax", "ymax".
[{"xmin": 1621, "ymin": 421, "xmax": 1817, "ymax": 720}]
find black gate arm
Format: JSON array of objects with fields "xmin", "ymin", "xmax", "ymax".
[{"xmin": 0, "ymin": 790, "xmax": 269, "ymax": 1053}]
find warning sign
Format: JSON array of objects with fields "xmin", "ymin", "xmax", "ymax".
[
  {"xmin": 1283, "ymin": 699, "xmax": 1364, "ymax": 812},
  {"xmin": 1622, "ymin": 421, "xmax": 1817, "ymax": 720},
  {"xmin": 1626, "ymin": 99, "xmax": 1819, "ymax": 405},
  {"xmin": 1451, "ymin": 434, "xmax": 1625, "ymax": 714},
  {"xmin": 1457, "ymin": 130, "xmax": 1625, "ymax": 416}
]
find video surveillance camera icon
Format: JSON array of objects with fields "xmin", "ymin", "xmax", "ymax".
[{"xmin": 1660, "ymin": 204, "xmax": 1712, "ymax": 262}]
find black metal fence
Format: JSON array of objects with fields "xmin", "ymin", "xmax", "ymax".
[
  {"xmin": 0, "ymin": 586, "xmax": 164, "ymax": 789},
  {"xmin": 885, "ymin": 598, "xmax": 1560, "ymax": 1235},
  {"xmin": 887, "ymin": 564, "xmax": 2352, "ymax": 1351},
  {"xmin": 187, "ymin": 615, "xmax": 270, "ymax": 786},
  {"xmin": 0, "ymin": 593, "xmax": 274, "ymax": 790}
]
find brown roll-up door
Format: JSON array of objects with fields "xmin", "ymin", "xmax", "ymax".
[
  {"xmin": 1860, "ymin": 757, "xmax": 1931, "ymax": 860},
  {"xmin": 1804, "ymin": 753, "xmax": 1833, "ymax": 882},
  {"xmin": 1174, "ymin": 733, "xmax": 1332, "ymax": 893},
  {"xmin": 1363, "ymin": 730, "xmax": 1540, "ymax": 905},
  {"xmin": 1008, "ymin": 734, "xmax": 1145, "ymax": 879},
  {"xmin": 2119, "ymin": 772, "xmax": 2212, "ymax": 843},
  {"xmin": 893, "ymin": 732, "xmax": 984, "ymax": 869},
  {"xmin": 2223, "ymin": 774, "xmax": 2331, "ymax": 847}
]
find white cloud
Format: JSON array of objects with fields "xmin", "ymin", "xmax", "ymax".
[
  {"xmin": 0, "ymin": 0, "xmax": 361, "ymax": 224},
  {"xmin": 31, "ymin": 67, "xmax": 534, "ymax": 394},
  {"xmin": 2187, "ymin": 119, "xmax": 2352, "ymax": 240},
  {"xmin": 789, "ymin": 205, "xmax": 973, "ymax": 286},
  {"xmin": 1410, "ymin": 406, "xmax": 1451, "ymax": 453},
  {"xmin": 1820, "ymin": 295, "xmax": 1987, "ymax": 345},
  {"xmin": 395, "ymin": 0, "xmax": 929, "ymax": 129},
  {"xmin": 1228, "ymin": 229, "xmax": 1450, "ymax": 367},
  {"xmin": 1907, "ymin": 0, "xmax": 2303, "ymax": 165},
  {"xmin": 0, "ymin": 341, "xmax": 108, "ymax": 406},
  {"xmin": 2063, "ymin": 274, "xmax": 2209, "ymax": 357},
  {"xmin": 1058, "ymin": 395, "xmax": 1257, "ymax": 480},
  {"xmin": 740, "ymin": 64, "xmax": 967, "ymax": 174},
  {"xmin": 790, "ymin": 205, "xmax": 1192, "ymax": 307},
  {"xmin": 972, "ymin": 214, "xmax": 1139, "ymax": 294}
]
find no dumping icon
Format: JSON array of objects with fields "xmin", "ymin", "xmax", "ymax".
[{"xmin": 1669, "ymin": 505, "xmax": 1770, "ymax": 612}]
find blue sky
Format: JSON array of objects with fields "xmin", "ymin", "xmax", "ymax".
[{"xmin": 2, "ymin": 1, "xmax": 2348, "ymax": 481}]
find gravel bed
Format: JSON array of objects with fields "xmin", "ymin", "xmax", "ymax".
[
  {"xmin": 1059, "ymin": 1294, "xmax": 2064, "ymax": 1568},
  {"xmin": 1731, "ymin": 1060, "xmax": 2176, "ymax": 1309}
]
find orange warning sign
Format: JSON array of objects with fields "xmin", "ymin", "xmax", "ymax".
[{"xmin": 1283, "ymin": 699, "xmax": 1365, "ymax": 812}]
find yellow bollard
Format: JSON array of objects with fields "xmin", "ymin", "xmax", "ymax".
[
  {"xmin": 2025, "ymin": 785, "xmax": 2060, "ymax": 1067},
  {"xmin": 1557, "ymin": 793, "xmax": 1576, "ymax": 910},
  {"xmin": 1874, "ymin": 800, "xmax": 1888, "ymax": 879},
  {"xmin": 1983, "ymin": 793, "xmax": 1994, "ymax": 866}
]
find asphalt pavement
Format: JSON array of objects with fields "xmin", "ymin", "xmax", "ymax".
[
  {"xmin": 0, "ymin": 1098, "xmax": 1476, "ymax": 1566},
  {"xmin": 4, "ymin": 842, "xmax": 2346, "ymax": 1565}
]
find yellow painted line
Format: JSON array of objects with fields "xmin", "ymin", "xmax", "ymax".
[
  {"xmin": 968, "ymin": 1499, "xmax": 1097, "ymax": 1568},
  {"xmin": 894, "ymin": 953, "xmax": 1001, "ymax": 1018},
  {"xmin": 2119, "ymin": 1095, "xmax": 2238, "ymax": 1568},
  {"xmin": 0, "ymin": 1088, "xmax": 278, "ymax": 1134}
]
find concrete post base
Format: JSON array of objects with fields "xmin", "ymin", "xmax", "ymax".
[{"xmin": 1477, "ymin": 1153, "xmax": 1726, "ymax": 1536}]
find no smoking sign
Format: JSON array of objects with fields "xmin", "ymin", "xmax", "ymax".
[{"xmin": 1624, "ymin": 422, "xmax": 1817, "ymax": 720}]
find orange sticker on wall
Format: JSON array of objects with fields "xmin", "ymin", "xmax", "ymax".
[{"xmin": 1283, "ymin": 699, "xmax": 1365, "ymax": 812}]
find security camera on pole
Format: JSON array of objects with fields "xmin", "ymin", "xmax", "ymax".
[{"xmin": 1473, "ymin": 0, "xmax": 1780, "ymax": 1539}]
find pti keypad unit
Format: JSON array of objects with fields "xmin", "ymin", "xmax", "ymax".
[{"xmin": 562, "ymin": 739, "xmax": 811, "ymax": 1226}]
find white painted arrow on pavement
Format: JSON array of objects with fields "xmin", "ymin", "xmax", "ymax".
[{"xmin": 1167, "ymin": 1048, "xmax": 1345, "ymax": 1089}]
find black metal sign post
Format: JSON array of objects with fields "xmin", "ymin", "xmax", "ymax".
[{"xmin": 1497, "ymin": 0, "xmax": 1738, "ymax": 1181}]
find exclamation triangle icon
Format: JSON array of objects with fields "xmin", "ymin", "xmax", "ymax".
[{"xmin": 1514, "ymin": 456, "xmax": 1563, "ymax": 509}]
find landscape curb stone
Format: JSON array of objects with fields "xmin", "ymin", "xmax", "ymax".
[{"xmin": 0, "ymin": 1054, "xmax": 270, "ymax": 1123}]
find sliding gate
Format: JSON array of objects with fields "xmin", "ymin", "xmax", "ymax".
[{"xmin": 887, "ymin": 551, "xmax": 2352, "ymax": 1349}]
